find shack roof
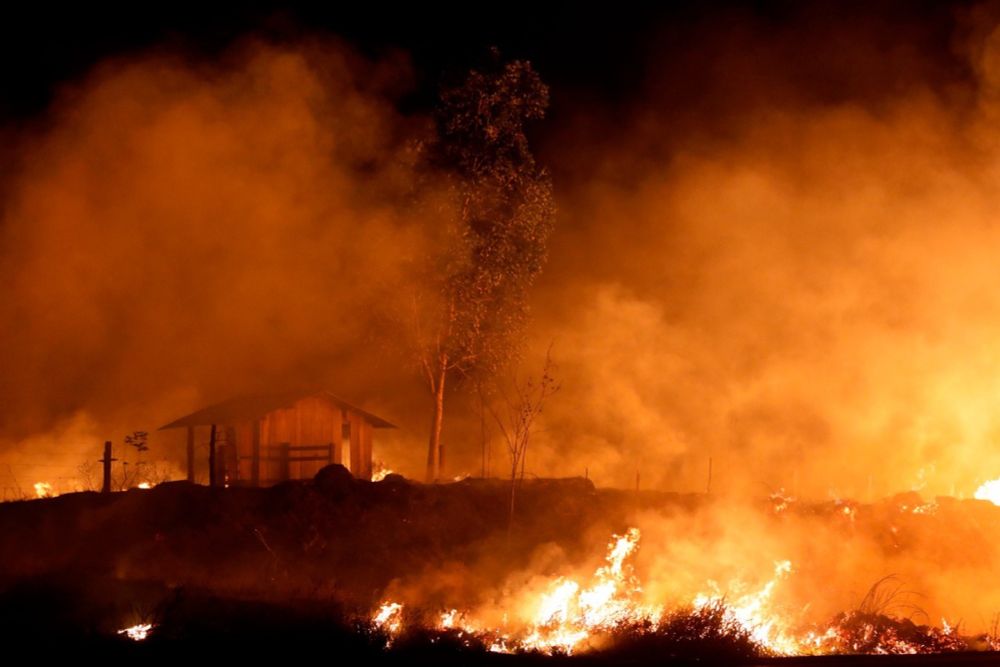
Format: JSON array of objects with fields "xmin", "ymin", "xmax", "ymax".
[{"xmin": 159, "ymin": 390, "xmax": 396, "ymax": 430}]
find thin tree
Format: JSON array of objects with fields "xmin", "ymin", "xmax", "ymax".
[
  {"xmin": 417, "ymin": 55, "xmax": 555, "ymax": 482},
  {"xmin": 490, "ymin": 345, "xmax": 559, "ymax": 536},
  {"xmin": 125, "ymin": 431, "xmax": 149, "ymax": 459},
  {"xmin": 124, "ymin": 430, "xmax": 149, "ymax": 485}
]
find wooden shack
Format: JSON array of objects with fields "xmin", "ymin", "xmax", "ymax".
[{"xmin": 160, "ymin": 390, "xmax": 395, "ymax": 485}]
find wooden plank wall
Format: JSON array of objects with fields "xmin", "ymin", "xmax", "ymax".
[{"xmin": 231, "ymin": 397, "xmax": 369, "ymax": 484}]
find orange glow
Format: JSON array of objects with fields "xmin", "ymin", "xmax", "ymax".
[
  {"xmin": 33, "ymin": 482, "xmax": 53, "ymax": 498},
  {"xmin": 370, "ymin": 526, "xmax": 1000, "ymax": 656},
  {"xmin": 974, "ymin": 478, "xmax": 1000, "ymax": 506}
]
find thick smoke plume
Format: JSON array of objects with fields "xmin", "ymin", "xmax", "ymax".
[
  {"xmin": 0, "ymin": 39, "xmax": 431, "ymax": 485},
  {"xmin": 523, "ymin": 7, "xmax": 1000, "ymax": 499},
  {"xmin": 5, "ymin": 9, "xmax": 1000, "ymax": 503}
]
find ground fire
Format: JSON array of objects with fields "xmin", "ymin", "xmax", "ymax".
[
  {"xmin": 365, "ymin": 523, "xmax": 993, "ymax": 657},
  {"xmin": 3, "ymin": 473, "xmax": 1000, "ymax": 661}
]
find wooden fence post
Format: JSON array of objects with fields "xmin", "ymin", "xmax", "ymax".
[{"xmin": 100, "ymin": 441, "xmax": 116, "ymax": 494}]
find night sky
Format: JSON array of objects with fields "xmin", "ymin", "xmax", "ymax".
[{"xmin": 0, "ymin": 2, "xmax": 976, "ymax": 123}]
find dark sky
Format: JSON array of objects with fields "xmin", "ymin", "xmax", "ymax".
[{"xmin": 0, "ymin": 1, "xmax": 978, "ymax": 124}]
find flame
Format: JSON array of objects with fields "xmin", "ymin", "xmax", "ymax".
[
  {"xmin": 369, "ymin": 527, "xmax": 995, "ymax": 657},
  {"xmin": 373, "ymin": 601, "xmax": 404, "ymax": 639},
  {"xmin": 511, "ymin": 527, "xmax": 662, "ymax": 654},
  {"xmin": 693, "ymin": 560, "xmax": 797, "ymax": 654},
  {"xmin": 33, "ymin": 482, "xmax": 54, "ymax": 498},
  {"xmin": 369, "ymin": 528, "xmax": 662, "ymax": 655},
  {"xmin": 137, "ymin": 482, "xmax": 152, "ymax": 489},
  {"xmin": 117, "ymin": 623, "xmax": 154, "ymax": 641},
  {"xmin": 974, "ymin": 478, "xmax": 1000, "ymax": 506},
  {"xmin": 372, "ymin": 468, "xmax": 394, "ymax": 482},
  {"xmin": 440, "ymin": 609, "xmax": 459, "ymax": 628}
]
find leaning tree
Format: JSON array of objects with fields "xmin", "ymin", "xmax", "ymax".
[{"xmin": 417, "ymin": 57, "xmax": 555, "ymax": 482}]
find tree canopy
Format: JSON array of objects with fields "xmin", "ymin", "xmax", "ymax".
[{"xmin": 419, "ymin": 56, "xmax": 555, "ymax": 481}]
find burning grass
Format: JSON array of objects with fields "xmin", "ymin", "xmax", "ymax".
[
  {"xmin": 2, "ymin": 472, "xmax": 1000, "ymax": 661},
  {"xmin": 363, "ymin": 527, "xmax": 996, "ymax": 659}
]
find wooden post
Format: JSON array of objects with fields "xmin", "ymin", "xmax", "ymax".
[
  {"xmin": 186, "ymin": 427, "xmax": 195, "ymax": 483},
  {"xmin": 208, "ymin": 424, "xmax": 217, "ymax": 488},
  {"xmin": 251, "ymin": 421, "xmax": 261, "ymax": 487},
  {"xmin": 279, "ymin": 443, "xmax": 290, "ymax": 481},
  {"xmin": 224, "ymin": 428, "xmax": 238, "ymax": 484},
  {"xmin": 348, "ymin": 417, "xmax": 361, "ymax": 478},
  {"xmin": 337, "ymin": 422, "xmax": 354, "ymax": 470},
  {"xmin": 100, "ymin": 441, "xmax": 116, "ymax": 494},
  {"xmin": 360, "ymin": 420, "xmax": 373, "ymax": 480}
]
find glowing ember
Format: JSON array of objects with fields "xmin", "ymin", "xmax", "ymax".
[
  {"xmin": 974, "ymin": 478, "xmax": 1000, "ymax": 506},
  {"xmin": 117, "ymin": 623, "xmax": 154, "ymax": 641},
  {"xmin": 33, "ymin": 482, "xmax": 54, "ymax": 498}
]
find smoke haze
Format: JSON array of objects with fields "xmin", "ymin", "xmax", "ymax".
[{"xmin": 3, "ymin": 7, "xmax": 1000, "ymax": 502}]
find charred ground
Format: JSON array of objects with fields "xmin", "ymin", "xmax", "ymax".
[{"xmin": 2, "ymin": 469, "xmax": 1000, "ymax": 664}]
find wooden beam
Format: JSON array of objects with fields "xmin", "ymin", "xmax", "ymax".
[
  {"xmin": 360, "ymin": 420, "xmax": 373, "ymax": 480},
  {"xmin": 339, "ymin": 409, "xmax": 348, "ymax": 467},
  {"xmin": 251, "ymin": 421, "xmax": 261, "ymax": 487},
  {"xmin": 279, "ymin": 442, "xmax": 290, "ymax": 481},
  {"xmin": 349, "ymin": 418, "xmax": 361, "ymax": 478},
  {"xmin": 208, "ymin": 424, "xmax": 217, "ymax": 488},
  {"xmin": 186, "ymin": 426, "xmax": 195, "ymax": 483}
]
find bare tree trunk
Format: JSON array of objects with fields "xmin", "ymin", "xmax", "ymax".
[
  {"xmin": 508, "ymin": 455, "xmax": 521, "ymax": 543},
  {"xmin": 425, "ymin": 355, "xmax": 447, "ymax": 482}
]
